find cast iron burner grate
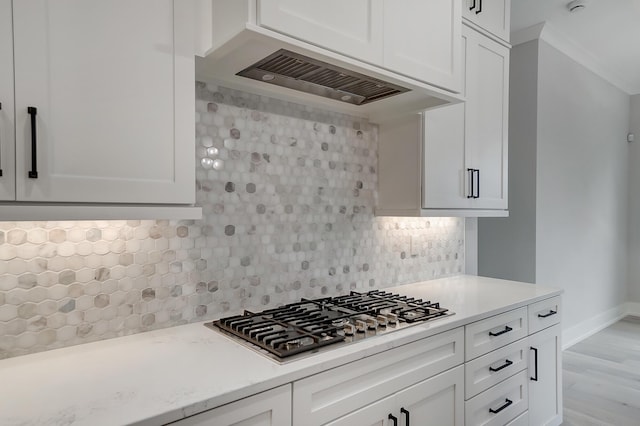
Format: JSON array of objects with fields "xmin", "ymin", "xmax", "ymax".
[{"xmin": 206, "ymin": 290, "xmax": 453, "ymax": 361}]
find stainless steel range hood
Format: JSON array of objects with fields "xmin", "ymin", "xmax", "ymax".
[
  {"xmin": 195, "ymin": 24, "xmax": 462, "ymax": 122},
  {"xmin": 237, "ymin": 49, "xmax": 410, "ymax": 106}
]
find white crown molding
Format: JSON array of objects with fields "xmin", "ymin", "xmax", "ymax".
[{"xmin": 511, "ymin": 22, "xmax": 639, "ymax": 95}]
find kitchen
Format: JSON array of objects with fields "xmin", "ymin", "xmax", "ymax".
[{"xmin": 0, "ymin": 0, "xmax": 637, "ymax": 425}]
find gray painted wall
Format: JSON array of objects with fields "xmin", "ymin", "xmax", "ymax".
[
  {"xmin": 479, "ymin": 39, "xmax": 630, "ymax": 333},
  {"xmin": 478, "ymin": 40, "xmax": 539, "ymax": 284},
  {"xmin": 628, "ymin": 95, "xmax": 640, "ymax": 302}
]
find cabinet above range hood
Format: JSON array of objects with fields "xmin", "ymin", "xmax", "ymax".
[{"xmin": 194, "ymin": 1, "xmax": 463, "ymax": 123}]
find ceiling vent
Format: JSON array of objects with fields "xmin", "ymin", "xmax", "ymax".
[{"xmin": 237, "ymin": 49, "xmax": 410, "ymax": 106}]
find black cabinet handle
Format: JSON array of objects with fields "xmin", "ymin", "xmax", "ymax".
[
  {"xmin": 474, "ymin": 169, "xmax": 480, "ymax": 198},
  {"xmin": 489, "ymin": 398, "xmax": 512, "ymax": 414},
  {"xmin": 538, "ymin": 309, "xmax": 557, "ymax": 318},
  {"xmin": 489, "ymin": 359, "xmax": 513, "ymax": 372},
  {"xmin": 388, "ymin": 413, "xmax": 398, "ymax": 426},
  {"xmin": 530, "ymin": 347, "xmax": 539, "ymax": 381},
  {"xmin": 489, "ymin": 325, "xmax": 512, "ymax": 337},
  {"xmin": 0, "ymin": 101, "xmax": 3, "ymax": 176},
  {"xmin": 469, "ymin": 0, "xmax": 477, "ymax": 11},
  {"xmin": 400, "ymin": 408, "xmax": 410, "ymax": 426},
  {"xmin": 476, "ymin": 0, "xmax": 483, "ymax": 14},
  {"xmin": 467, "ymin": 168, "xmax": 474, "ymax": 198},
  {"xmin": 27, "ymin": 107, "xmax": 38, "ymax": 179}
]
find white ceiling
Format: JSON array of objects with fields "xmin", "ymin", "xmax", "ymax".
[{"xmin": 511, "ymin": 0, "xmax": 640, "ymax": 94}]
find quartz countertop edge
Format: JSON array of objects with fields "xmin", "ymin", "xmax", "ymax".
[{"xmin": 0, "ymin": 275, "xmax": 562, "ymax": 426}]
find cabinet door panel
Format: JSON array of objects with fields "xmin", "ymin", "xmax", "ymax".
[
  {"xmin": 325, "ymin": 393, "xmax": 395, "ymax": 426},
  {"xmin": 466, "ymin": 28, "xmax": 509, "ymax": 210},
  {"xmin": 258, "ymin": 0, "xmax": 383, "ymax": 65},
  {"xmin": 0, "ymin": 0, "xmax": 15, "ymax": 201},
  {"xmin": 462, "ymin": 0, "xmax": 511, "ymax": 42},
  {"xmin": 422, "ymin": 32, "xmax": 471, "ymax": 209},
  {"xmin": 13, "ymin": 0, "xmax": 195, "ymax": 204},
  {"xmin": 384, "ymin": 0, "xmax": 461, "ymax": 92},
  {"xmin": 529, "ymin": 324, "xmax": 563, "ymax": 426},
  {"xmin": 397, "ymin": 365, "xmax": 465, "ymax": 426}
]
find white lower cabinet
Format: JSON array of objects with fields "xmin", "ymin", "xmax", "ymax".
[
  {"xmin": 168, "ymin": 385, "xmax": 292, "ymax": 426},
  {"xmin": 326, "ymin": 365, "xmax": 464, "ymax": 426},
  {"xmin": 293, "ymin": 327, "xmax": 464, "ymax": 425},
  {"xmin": 528, "ymin": 324, "xmax": 562, "ymax": 426}
]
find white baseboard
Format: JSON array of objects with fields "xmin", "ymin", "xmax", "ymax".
[{"xmin": 562, "ymin": 304, "xmax": 627, "ymax": 350}]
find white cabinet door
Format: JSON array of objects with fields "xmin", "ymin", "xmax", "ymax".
[
  {"xmin": 423, "ymin": 30, "xmax": 470, "ymax": 209},
  {"xmin": 327, "ymin": 366, "xmax": 464, "ymax": 426},
  {"xmin": 258, "ymin": 0, "xmax": 384, "ymax": 65},
  {"xmin": 462, "ymin": 0, "xmax": 511, "ymax": 42},
  {"xmin": 423, "ymin": 25, "xmax": 508, "ymax": 211},
  {"xmin": 396, "ymin": 365, "xmax": 465, "ymax": 426},
  {"xmin": 325, "ymin": 393, "xmax": 396, "ymax": 426},
  {"xmin": 383, "ymin": 0, "xmax": 461, "ymax": 92},
  {"xmin": 12, "ymin": 0, "xmax": 195, "ymax": 204},
  {"xmin": 170, "ymin": 385, "xmax": 292, "ymax": 426},
  {"xmin": 528, "ymin": 324, "xmax": 563, "ymax": 426},
  {"xmin": 465, "ymin": 26, "xmax": 509, "ymax": 210},
  {"xmin": 0, "ymin": 0, "xmax": 15, "ymax": 201}
]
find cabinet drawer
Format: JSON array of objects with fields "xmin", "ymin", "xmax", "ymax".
[
  {"xmin": 505, "ymin": 410, "xmax": 528, "ymax": 426},
  {"xmin": 528, "ymin": 296, "xmax": 561, "ymax": 334},
  {"xmin": 465, "ymin": 308, "xmax": 528, "ymax": 360},
  {"xmin": 293, "ymin": 327, "xmax": 464, "ymax": 426},
  {"xmin": 465, "ymin": 370, "xmax": 528, "ymax": 426},
  {"xmin": 465, "ymin": 338, "xmax": 528, "ymax": 399}
]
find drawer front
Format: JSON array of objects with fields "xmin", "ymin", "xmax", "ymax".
[
  {"xmin": 465, "ymin": 370, "xmax": 528, "ymax": 426},
  {"xmin": 465, "ymin": 338, "xmax": 528, "ymax": 399},
  {"xmin": 506, "ymin": 410, "xmax": 528, "ymax": 426},
  {"xmin": 293, "ymin": 327, "xmax": 464, "ymax": 426},
  {"xmin": 528, "ymin": 296, "xmax": 561, "ymax": 334},
  {"xmin": 465, "ymin": 307, "xmax": 528, "ymax": 360}
]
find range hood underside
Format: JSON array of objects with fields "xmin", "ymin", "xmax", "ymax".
[{"xmin": 196, "ymin": 25, "xmax": 462, "ymax": 122}]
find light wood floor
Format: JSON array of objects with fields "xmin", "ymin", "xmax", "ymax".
[{"xmin": 562, "ymin": 316, "xmax": 640, "ymax": 426}]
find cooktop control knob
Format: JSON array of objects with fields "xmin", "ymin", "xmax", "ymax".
[
  {"xmin": 387, "ymin": 313, "xmax": 399, "ymax": 325},
  {"xmin": 376, "ymin": 315, "xmax": 388, "ymax": 327},
  {"xmin": 365, "ymin": 317, "xmax": 378, "ymax": 330},
  {"xmin": 355, "ymin": 319, "xmax": 367, "ymax": 333},
  {"xmin": 343, "ymin": 323, "xmax": 355, "ymax": 336}
]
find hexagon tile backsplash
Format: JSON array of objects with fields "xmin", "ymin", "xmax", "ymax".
[{"xmin": 0, "ymin": 83, "xmax": 464, "ymax": 359}]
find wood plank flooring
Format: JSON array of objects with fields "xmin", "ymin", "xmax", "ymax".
[{"xmin": 562, "ymin": 316, "xmax": 640, "ymax": 426}]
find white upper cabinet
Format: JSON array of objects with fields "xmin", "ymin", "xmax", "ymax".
[
  {"xmin": 0, "ymin": 0, "xmax": 15, "ymax": 201},
  {"xmin": 462, "ymin": 0, "xmax": 511, "ymax": 43},
  {"xmin": 258, "ymin": 0, "xmax": 384, "ymax": 65},
  {"xmin": 377, "ymin": 24, "xmax": 509, "ymax": 217},
  {"xmin": 383, "ymin": 0, "xmax": 461, "ymax": 92},
  {"xmin": 8, "ymin": 0, "xmax": 195, "ymax": 205}
]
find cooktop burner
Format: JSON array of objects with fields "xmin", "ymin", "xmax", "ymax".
[{"xmin": 205, "ymin": 290, "xmax": 453, "ymax": 362}]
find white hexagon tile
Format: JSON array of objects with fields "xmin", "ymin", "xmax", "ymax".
[{"xmin": 0, "ymin": 83, "xmax": 464, "ymax": 359}]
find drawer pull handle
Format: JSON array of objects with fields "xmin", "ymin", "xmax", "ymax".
[
  {"xmin": 531, "ymin": 346, "xmax": 539, "ymax": 381},
  {"xmin": 489, "ymin": 359, "xmax": 513, "ymax": 372},
  {"xmin": 388, "ymin": 413, "xmax": 398, "ymax": 426},
  {"xmin": 476, "ymin": 0, "xmax": 483, "ymax": 14},
  {"xmin": 538, "ymin": 309, "xmax": 557, "ymax": 318},
  {"xmin": 489, "ymin": 325, "xmax": 512, "ymax": 337},
  {"xmin": 27, "ymin": 106, "xmax": 38, "ymax": 179},
  {"xmin": 400, "ymin": 408, "xmax": 410, "ymax": 426},
  {"xmin": 469, "ymin": 0, "xmax": 476, "ymax": 11},
  {"xmin": 489, "ymin": 398, "xmax": 513, "ymax": 414}
]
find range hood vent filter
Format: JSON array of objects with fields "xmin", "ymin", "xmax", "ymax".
[{"xmin": 237, "ymin": 49, "xmax": 410, "ymax": 105}]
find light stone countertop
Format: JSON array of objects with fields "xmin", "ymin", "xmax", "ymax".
[{"xmin": 0, "ymin": 275, "xmax": 562, "ymax": 426}]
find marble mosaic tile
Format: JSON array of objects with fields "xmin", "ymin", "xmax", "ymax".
[{"xmin": 0, "ymin": 83, "xmax": 464, "ymax": 359}]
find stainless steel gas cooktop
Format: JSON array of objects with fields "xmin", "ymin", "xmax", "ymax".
[{"xmin": 205, "ymin": 290, "xmax": 454, "ymax": 362}]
